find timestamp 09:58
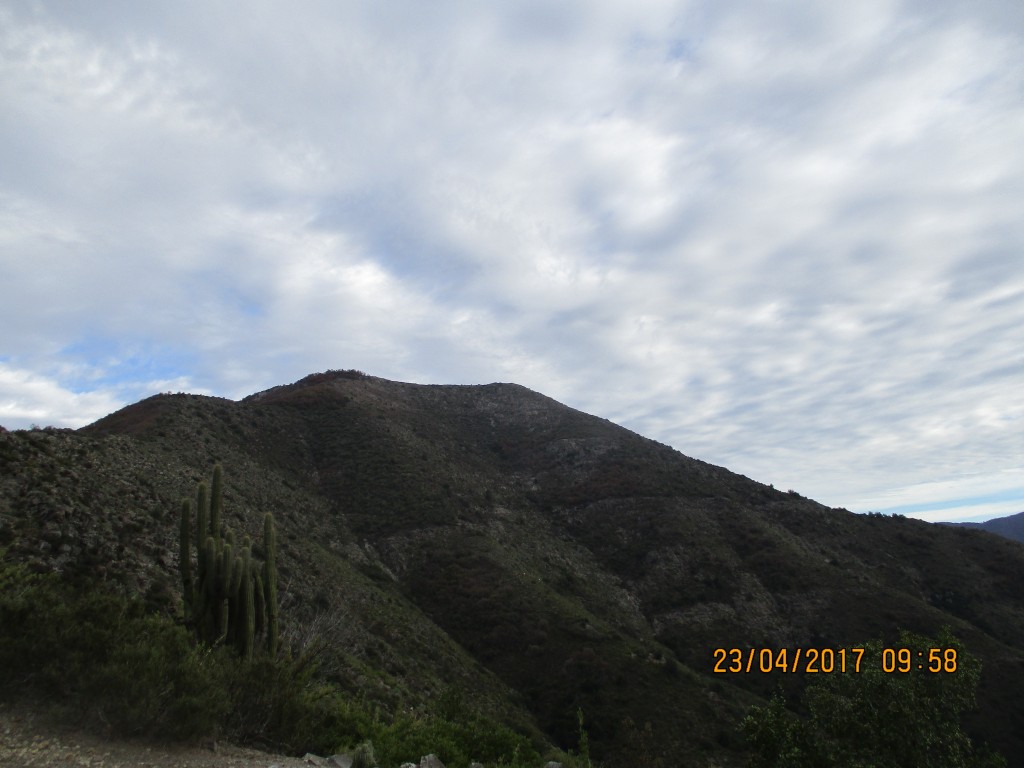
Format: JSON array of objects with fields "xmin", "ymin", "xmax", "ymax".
[{"xmin": 712, "ymin": 647, "xmax": 958, "ymax": 674}]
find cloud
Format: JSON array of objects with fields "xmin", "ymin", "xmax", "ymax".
[
  {"xmin": 0, "ymin": 362, "xmax": 128, "ymax": 429},
  {"xmin": 849, "ymin": 470, "xmax": 1024, "ymax": 523},
  {"xmin": 1, "ymin": 1, "xmax": 1021, "ymax": 521}
]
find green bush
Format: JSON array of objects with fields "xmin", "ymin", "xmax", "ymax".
[
  {"xmin": 740, "ymin": 628, "xmax": 1006, "ymax": 768},
  {"xmin": 366, "ymin": 710, "xmax": 540, "ymax": 768},
  {"xmin": 89, "ymin": 616, "xmax": 233, "ymax": 739},
  {"xmin": 222, "ymin": 654, "xmax": 365, "ymax": 754},
  {"xmin": 0, "ymin": 553, "xmax": 335, "ymax": 747},
  {"xmin": 0, "ymin": 553, "xmax": 231, "ymax": 740},
  {"xmin": 0, "ymin": 552, "xmax": 558, "ymax": 765}
]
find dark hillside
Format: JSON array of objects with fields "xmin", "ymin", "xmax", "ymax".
[{"xmin": 2, "ymin": 370, "xmax": 1023, "ymax": 766}]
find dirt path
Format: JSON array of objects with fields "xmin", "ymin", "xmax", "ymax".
[{"xmin": 0, "ymin": 702, "xmax": 315, "ymax": 768}]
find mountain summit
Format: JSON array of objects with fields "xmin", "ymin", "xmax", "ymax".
[{"xmin": 2, "ymin": 370, "xmax": 1023, "ymax": 765}]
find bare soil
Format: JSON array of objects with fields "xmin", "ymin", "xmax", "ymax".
[{"xmin": 0, "ymin": 702, "xmax": 312, "ymax": 768}]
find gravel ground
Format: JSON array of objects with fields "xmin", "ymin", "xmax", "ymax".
[{"xmin": 0, "ymin": 703, "xmax": 314, "ymax": 768}]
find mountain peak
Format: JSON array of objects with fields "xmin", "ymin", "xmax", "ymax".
[{"xmin": 4, "ymin": 372, "xmax": 1024, "ymax": 764}]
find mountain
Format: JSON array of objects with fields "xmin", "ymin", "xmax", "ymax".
[
  {"xmin": 2, "ymin": 369, "xmax": 1023, "ymax": 766},
  {"xmin": 949, "ymin": 512, "xmax": 1024, "ymax": 545}
]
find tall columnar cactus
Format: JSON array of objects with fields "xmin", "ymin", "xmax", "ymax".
[
  {"xmin": 216, "ymin": 540, "xmax": 235, "ymax": 642},
  {"xmin": 227, "ymin": 553, "xmax": 243, "ymax": 647},
  {"xmin": 263, "ymin": 512, "xmax": 279, "ymax": 656},
  {"xmin": 179, "ymin": 498, "xmax": 194, "ymax": 618},
  {"xmin": 200, "ymin": 535, "xmax": 218, "ymax": 640},
  {"xmin": 195, "ymin": 481, "xmax": 209, "ymax": 549},
  {"xmin": 238, "ymin": 545, "xmax": 256, "ymax": 658},
  {"xmin": 177, "ymin": 465, "xmax": 281, "ymax": 657},
  {"xmin": 200, "ymin": 535, "xmax": 215, "ymax": 608},
  {"xmin": 253, "ymin": 570, "xmax": 266, "ymax": 638}
]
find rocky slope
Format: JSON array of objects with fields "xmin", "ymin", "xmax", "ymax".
[{"xmin": 2, "ymin": 370, "xmax": 1023, "ymax": 766}]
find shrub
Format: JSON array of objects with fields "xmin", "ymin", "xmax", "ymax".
[
  {"xmin": 0, "ymin": 551, "xmax": 554, "ymax": 765},
  {"xmin": 740, "ymin": 628, "xmax": 1006, "ymax": 767},
  {"xmin": 0, "ymin": 551, "xmax": 333, "ymax": 748},
  {"xmin": 366, "ymin": 709, "xmax": 540, "ymax": 768},
  {"xmin": 351, "ymin": 740, "xmax": 377, "ymax": 768},
  {"xmin": 0, "ymin": 552, "xmax": 230, "ymax": 740},
  {"xmin": 88, "ymin": 616, "xmax": 232, "ymax": 739}
]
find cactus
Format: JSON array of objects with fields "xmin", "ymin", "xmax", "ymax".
[
  {"xmin": 253, "ymin": 570, "xmax": 266, "ymax": 637},
  {"xmin": 217, "ymin": 543, "xmax": 233, "ymax": 595},
  {"xmin": 226, "ymin": 553, "xmax": 243, "ymax": 647},
  {"xmin": 200, "ymin": 535, "xmax": 219, "ymax": 640},
  {"xmin": 179, "ymin": 498, "xmax": 193, "ymax": 618},
  {"xmin": 239, "ymin": 546, "xmax": 256, "ymax": 658},
  {"xmin": 202, "ymin": 536, "xmax": 218, "ymax": 596},
  {"xmin": 195, "ymin": 481, "xmax": 209, "ymax": 548},
  {"xmin": 351, "ymin": 741, "xmax": 377, "ymax": 768},
  {"xmin": 228, "ymin": 554, "xmax": 243, "ymax": 597},
  {"xmin": 177, "ymin": 465, "xmax": 280, "ymax": 657},
  {"xmin": 263, "ymin": 512, "xmax": 279, "ymax": 656},
  {"xmin": 216, "ymin": 541, "xmax": 235, "ymax": 641}
]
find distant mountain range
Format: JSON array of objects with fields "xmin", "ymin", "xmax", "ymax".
[
  {"xmin": 2, "ymin": 370, "xmax": 1023, "ymax": 766},
  {"xmin": 947, "ymin": 512, "xmax": 1024, "ymax": 544}
]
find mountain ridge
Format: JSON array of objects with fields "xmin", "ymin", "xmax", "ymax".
[
  {"xmin": 2, "ymin": 369, "xmax": 1023, "ymax": 766},
  {"xmin": 948, "ymin": 511, "xmax": 1024, "ymax": 544}
]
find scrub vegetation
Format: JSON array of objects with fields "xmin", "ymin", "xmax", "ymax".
[{"xmin": 0, "ymin": 370, "xmax": 1021, "ymax": 765}]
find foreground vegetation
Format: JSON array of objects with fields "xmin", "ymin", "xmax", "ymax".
[
  {"xmin": 0, "ymin": 460, "xmax": 588, "ymax": 767},
  {"xmin": 5, "ymin": 373, "xmax": 1024, "ymax": 764},
  {"xmin": 741, "ymin": 629, "xmax": 1005, "ymax": 768},
  {"xmin": 5, "ymin": 543, "xmax": 1006, "ymax": 768},
  {"xmin": 0, "ymin": 550, "xmax": 600, "ymax": 767}
]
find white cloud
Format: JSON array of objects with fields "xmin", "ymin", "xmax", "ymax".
[
  {"xmin": 847, "ymin": 469, "xmax": 1024, "ymax": 523},
  {"xmin": 0, "ymin": 364, "xmax": 124, "ymax": 429},
  {"xmin": 0, "ymin": 1, "xmax": 1021, "ymax": 521}
]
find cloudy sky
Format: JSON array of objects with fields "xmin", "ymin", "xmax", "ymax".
[{"xmin": 2, "ymin": 1, "xmax": 1022, "ymax": 523}]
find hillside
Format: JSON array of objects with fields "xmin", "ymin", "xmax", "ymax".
[
  {"xmin": 950, "ymin": 512, "xmax": 1024, "ymax": 544},
  {"xmin": 2, "ymin": 369, "xmax": 1023, "ymax": 766}
]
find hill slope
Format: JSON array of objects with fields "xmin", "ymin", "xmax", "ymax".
[
  {"xmin": 951, "ymin": 511, "xmax": 1024, "ymax": 544},
  {"xmin": 2, "ymin": 370, "xmax": 1023, "ymax": 766}
]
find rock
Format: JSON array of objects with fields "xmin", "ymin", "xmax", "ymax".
[
  {"xmin": 545, "ymin": 762, "xmax": 564, "ymax": 768},
  {"xmin": 304, "ymin": 754, "xmax": 327, "ymax": 766},
  {"xmin": 327, "ymin": 754, "xmax": 353, "ymax": 768},
  {"xmin": 399, "ymin": 764, "xmax": 417, "ymax": 768},
  {"xmin": 470, "ymin": 763, "xmax": 484, "ymax": 768},
  {"xmin": 419, "ymin": 755, "xmax": 446, "ymax": 768}
]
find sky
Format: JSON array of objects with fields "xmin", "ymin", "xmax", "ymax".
[{"xmin": 1, "ymin": 1, "xmax": 1022, "ymax": 524}]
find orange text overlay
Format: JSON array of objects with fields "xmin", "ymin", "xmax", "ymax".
[{"xmin": 712, "ymin": 647, "xmax": 959, "ymax": 674}]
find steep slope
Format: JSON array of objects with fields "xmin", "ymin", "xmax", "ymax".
[{"xmin": 2, "ymin": 369, "xmax": 1023, "ymax": 766}]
